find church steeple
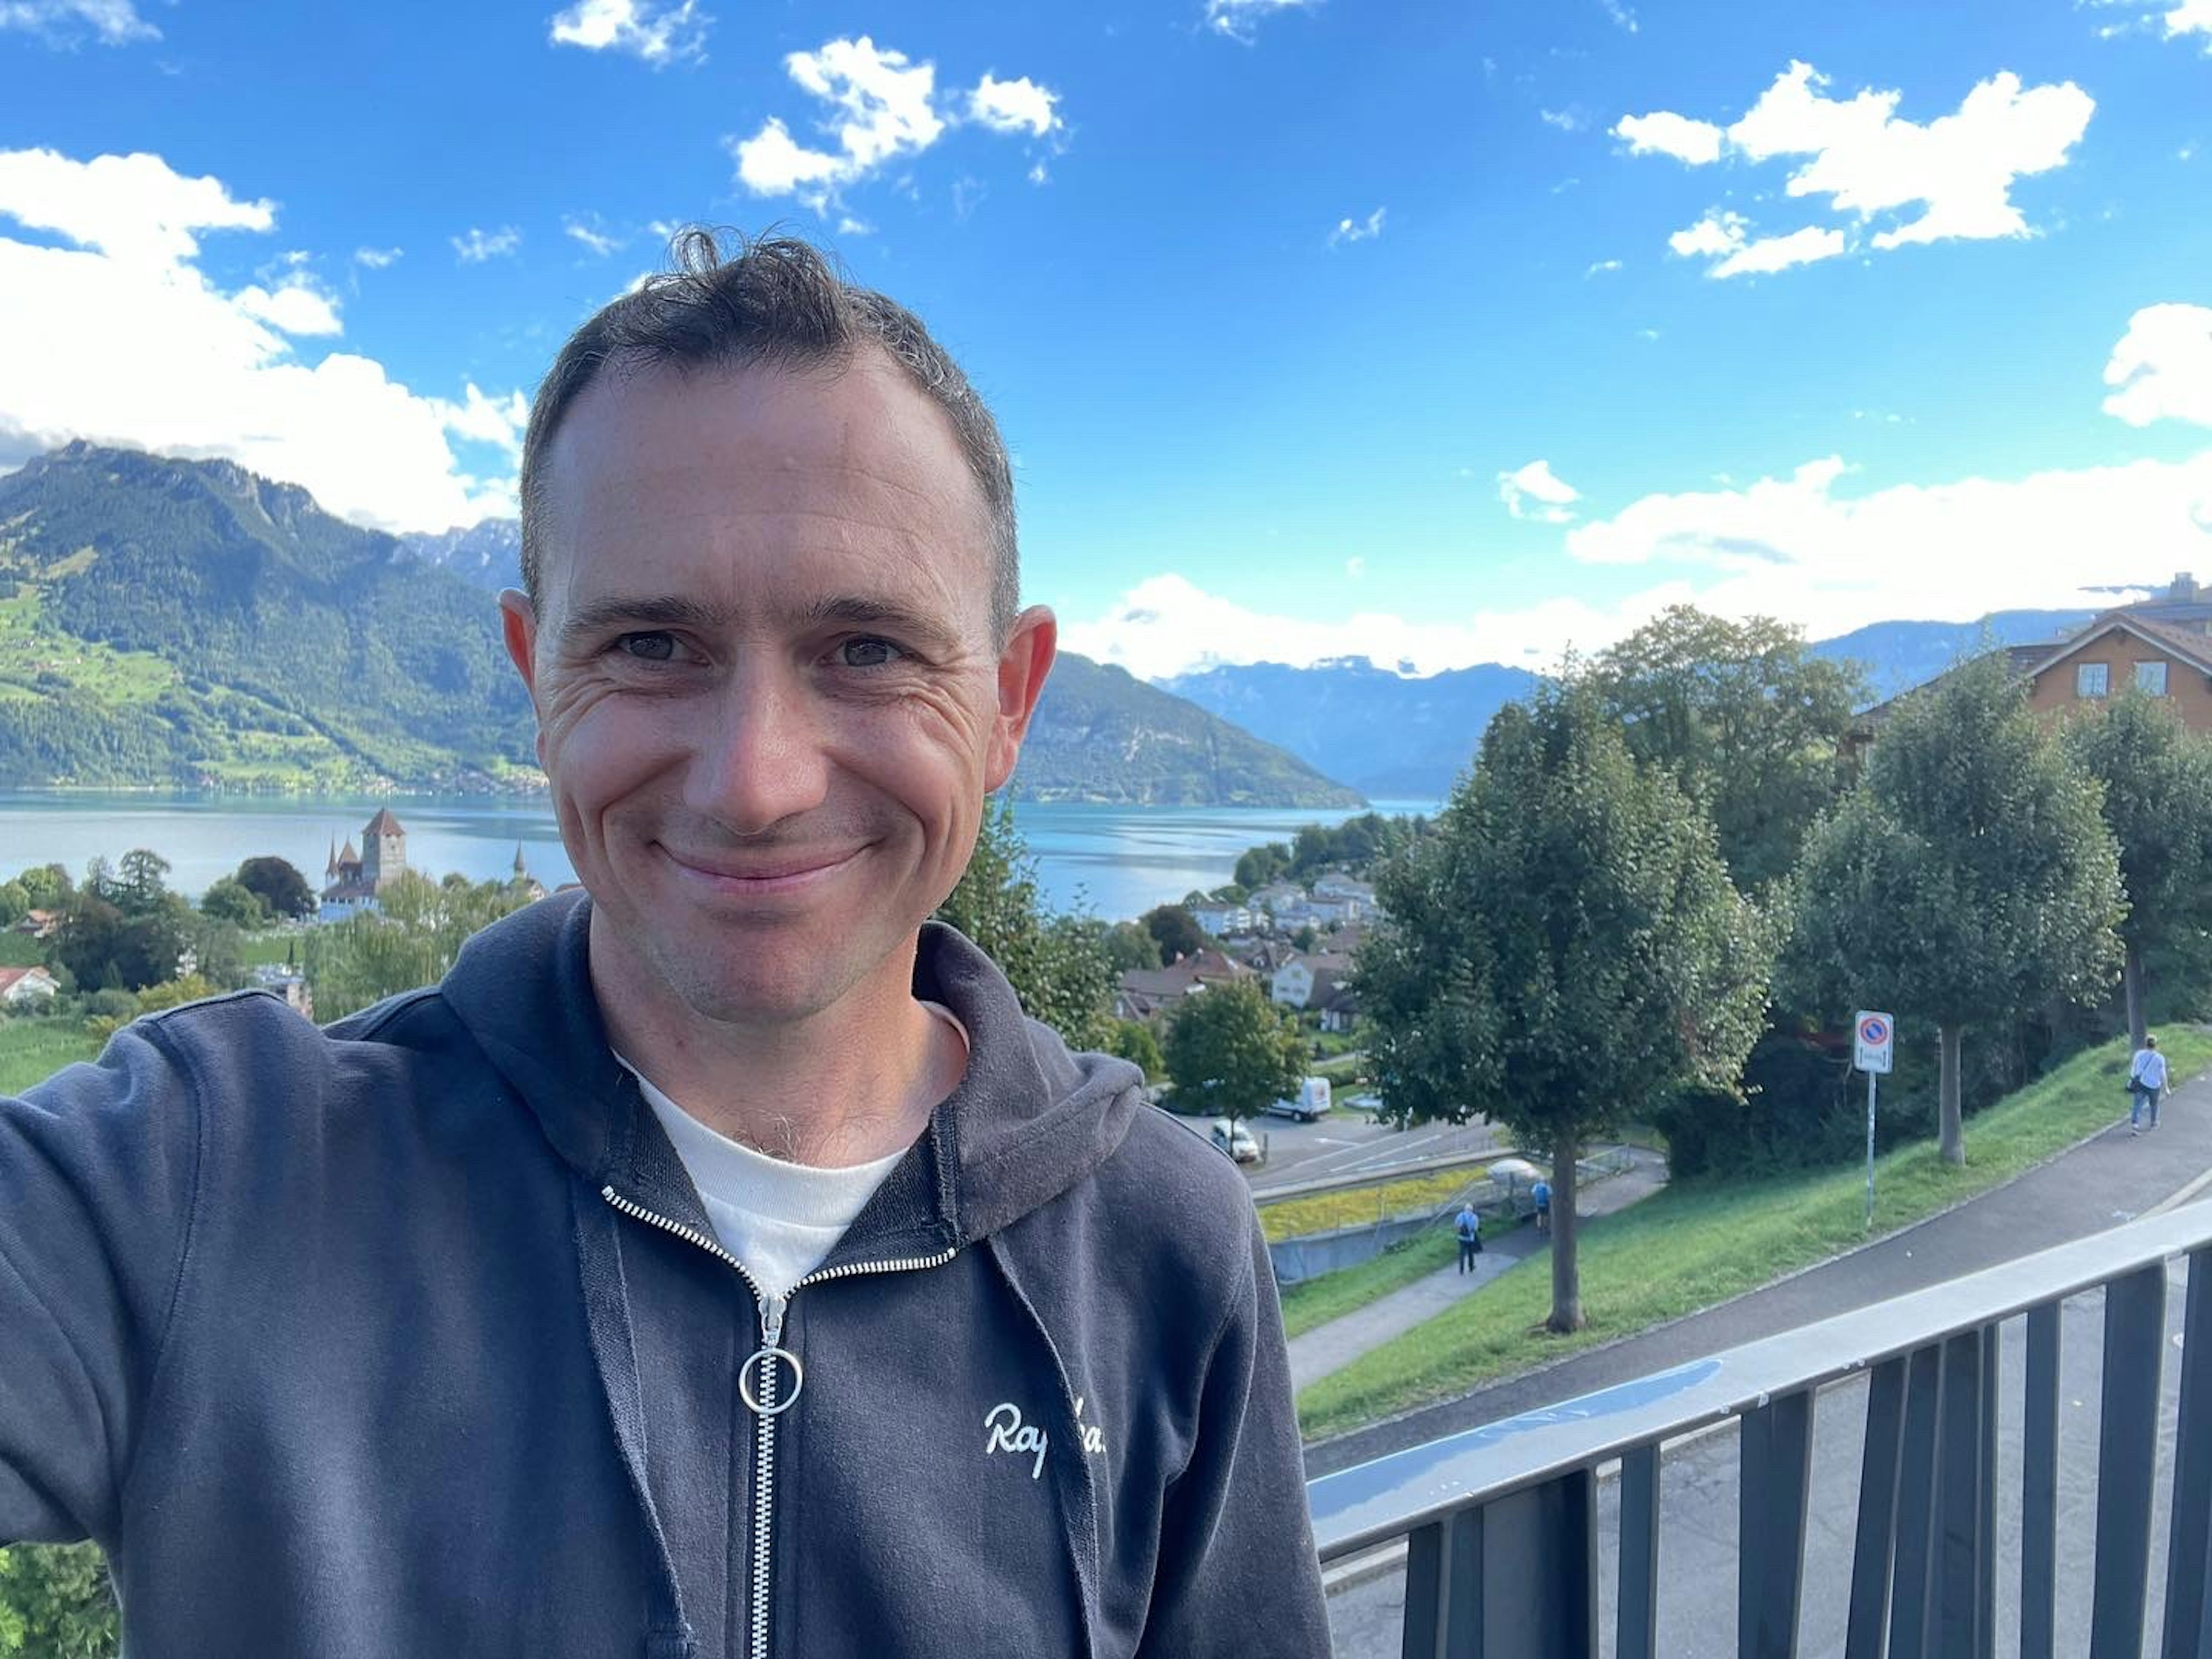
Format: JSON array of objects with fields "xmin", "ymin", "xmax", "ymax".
[
  {"xmin": 325, "ymin": 836, "xmax": 338, "ymax": 878},
  {"xmin": 513, "ymin": 843, "xmax": 527, "ymax": 877}
]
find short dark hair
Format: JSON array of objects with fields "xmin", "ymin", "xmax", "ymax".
[{"xmin": 518, "ymin": 228, "xmax": 1019, "ymax": 642}]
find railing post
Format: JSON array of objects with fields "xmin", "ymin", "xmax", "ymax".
[
  {"xmin": 2161, "ymin": 1248, "xmax": 2212, "ymax": 1659},
  {"xmin": 1616, "ymin": 1445, "xmax": 1660, "ymax": 1659},
  {"xmin": 1738, "ymin": 1390, "xmax": 1813, "ymax": 1659},
  {"xmin": 1402, "ymin": 1509, "xmax": 1483, "ymax": 1659},
  {"xmin": 1934, "ymin": 1328, "xmax": 1988, "ymax": 1654},
  {"xmin": 1401, "ymin": 1476, "xmax": 1596, "ymax": 1659},
  {"xmin": 2089, "ymin": 1263, "xmax": 2167, "ymax": 1659},
  {"xmin": 1843, "ymin": 1356, "xmax": 1907, "ymax": 1659},
  {"xmin": 2021, "ymin": 1302, "xmax": 2061, "ymax": 1659},
  {"xmin": 1887, "ymin": 1343, "xmax": 1945, "ymax": 1659}
]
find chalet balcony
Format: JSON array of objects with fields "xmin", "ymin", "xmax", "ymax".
[{"xmin": 1308, "ymin": 1203, "xmax": 2212, "ymax": 1658}]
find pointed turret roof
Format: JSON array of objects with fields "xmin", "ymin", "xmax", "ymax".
[
  {"xmin": 338, "ymin": 838, "xmax": 360, "ymax": 867},
  {"xmin": 325, "ymin": 836, "xmax": 338, "ymax": 877},
  {"xmin": 513, "ymin": 843, "xmax": 528, "ymax": 875},
  {"xmin": 362, "ymin": 808, "xmax": 406, "ymax": 838}
]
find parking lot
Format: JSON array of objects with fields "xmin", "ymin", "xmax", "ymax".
[{"xmin": 1241, "ymin": 1110, "xmax": 1502, "ymax": 1193}]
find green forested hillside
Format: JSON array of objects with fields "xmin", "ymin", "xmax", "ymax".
[{"xmin": 0, "ymin": 444, "xmax": 1361, "ymax": 805}]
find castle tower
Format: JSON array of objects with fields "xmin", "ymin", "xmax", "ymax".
[{"xmin": 360, "ymin": 808, "xmax": 408, "ymax": 890}]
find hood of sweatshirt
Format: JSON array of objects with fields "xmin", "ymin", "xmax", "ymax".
[{"xmin": 438, "ymin": 888, "xmax": 1146, "ymax": 1252}]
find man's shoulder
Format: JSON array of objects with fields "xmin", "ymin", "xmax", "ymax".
[{"xmin": 1078, "ymin": 1105, "xmax": 1259, "ymax": 1253}]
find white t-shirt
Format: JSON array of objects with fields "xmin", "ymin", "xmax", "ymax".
[{"xmin": 615, "ymin": 1003, "xmax": 966, "ymax": 1300}]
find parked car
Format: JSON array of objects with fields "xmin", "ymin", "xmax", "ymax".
[
  {"xmin": 1262, "ymin": 1076, "xmax": 1334, "ymax": 1123},
  {"xmin": 1210, "ymin": 1118, "xmax": 1262, "ymax": 1164}
]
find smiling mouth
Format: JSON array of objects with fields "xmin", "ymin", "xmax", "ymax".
[{"xmin": 660, "ymin": 844, "xmax": 865, "ymax": 892}]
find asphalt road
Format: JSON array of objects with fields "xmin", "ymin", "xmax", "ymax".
[
  {"xmin": 1244, "ymin": 1113, "xmax": 1503, "ymax": 1192},
  {"xmin": 1324, "ymin": 1255, "xmax": 2198, "ymax": 1657}
]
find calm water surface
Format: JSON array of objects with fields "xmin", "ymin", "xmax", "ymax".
[{"xmin": 0, "ymin": 791, "xmax": 1438, "ymax": 921}]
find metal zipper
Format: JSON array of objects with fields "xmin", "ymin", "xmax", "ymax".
[{"xmin": 600, "ymin": 1184, "xmax": 955, "ymax": 1659}]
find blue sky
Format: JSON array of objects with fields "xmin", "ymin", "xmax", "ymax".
[{"xmin": 4, "ymin": 0, "xmax": 2211, "ymax": 677}]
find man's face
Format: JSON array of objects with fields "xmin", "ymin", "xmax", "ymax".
[{"xmin": 502, "ymin": 353, "xmax": 1055, "ymax": 1030}]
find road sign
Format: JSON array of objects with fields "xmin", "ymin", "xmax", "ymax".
[{"xmin": 1855, "ymin": 1012, "xmax": 1894, "ymax": 1075}]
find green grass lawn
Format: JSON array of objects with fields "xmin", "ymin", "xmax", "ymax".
[
  {"xmin": 1296, "ymin": 1029, "xmax": 2212, "ymax": 1441},
  {"xmin": 0, "ymin": 1019, "xmax": 101, "ymax": 1096},
  {"xmin": 1282, "ymin": 1228, "xmax": 1482, "ymax": 1338},
  {"xmin": 238, "ymin": 930, "xmax": 304, "ymax": 968}
]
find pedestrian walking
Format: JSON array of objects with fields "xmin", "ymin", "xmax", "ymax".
[
  {"xmin": 2130, "ymin": 1033, "xmax": 2169, "ymax": 1134},
  {"xmin": 1532, "ymin": 1177, "xmax": 1552, "ymax": 1233},
  {"xmin": 1455, "ymin": 1202, "xmax": 1482, "ymax": 1272}
]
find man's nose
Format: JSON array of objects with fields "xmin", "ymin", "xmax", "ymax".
[{"xmin": 684, "ymin": 660, "xmax": 832, "ymax": 835}]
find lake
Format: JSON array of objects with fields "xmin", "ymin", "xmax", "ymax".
[{"xmin": 0, "ymin": 791, "xmax": 1441, "ymax": 922}]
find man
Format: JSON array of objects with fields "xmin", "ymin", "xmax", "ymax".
[
  {"xmin": 1, "ymin": 233, "xmax": 1331, "ymax": 1657},
  {"xmin": 1455, "ymin": 1201, "xmax": 1482, "ymax": 1272},
  {"xmin": 2130, "ymin": 1032, "xmax": 2169, "ymax": 1135},
  {"xmin": 1532, "ymin": 1176, "xmax": 1552, "ymax": 1233}
]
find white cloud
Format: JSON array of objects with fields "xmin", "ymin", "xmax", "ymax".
[
  {"xmin": 2167, "ymin": 0, "xmax": 2212, "ymax": 40},
  {"xmin": 1541, "ymin": 108, "xmax": 1584, "ymax": 133},
  {"xmin": 1668, "ymin": 211, "xmax": 1746, "ymax": 260},
  {"xmin": 733, "ymin": 38, "xmax": 1052, "ymax": 207},
  {"xmin": 0, "ymin": 0, "xmax": 155, "ymax": 44},
  {"xmin": 969, "ymin": 73, "xmax": 1060, "ymax": 137},
  {"xmin": 233, "ymin": 280, "xmax": 344, "ymax": 337},
  {"xmin": 835, "ymin": 214, "xmax": 873, "ymax": 237},
  {"xmin": 1060, "ymin": 573, "xmax": 1647, "ymax": 679},
  {"xmin": 353, "ymin": 245, "xmax": 403, "ymax": 268},
  {"xmin": 452, "ymin": 225, "xmax": 522, "ymax": 263},
  {"xmin": 1613, "ymin": 111, "xmax": 1725, "ymax": 165},
  {"xmin": 0, "ymin": 146, "xmax": 524, "ymax": 534},
  {"xmin": 1627, "ymin": 62, "xmax": 2093, "ymax": 277},
  {"xmin": 1205, "ymin": 0, "xmax": 1321, "ymax": 41},
  {"xmin": 1499, "ymin": 459, "xmax": 1581, "ymax": 522},
  {"xmin": 1028, "ymin": 161, "xmax": 1050, "ymax": 185},
  {"xmin": 547, "ymin": 0, "xmax": 707, "ymax": 65},
  {"xmin": 2104, "ymin": 303, "xmax": 2212, "ymax": 428},
  {"xmin": 1328, "ymin": 207, "xmax": 1386, "ymax": 247},
  {"xmin": 1586, "ymin": 257, "xmax": 1624, "ymax": 276},
  {"xmin": 563, "ymin": 214, "xmax": 622, "ymax": 256},
  {"xmin": 1600, "ymin": 0, "xmax": 1638, "ymax": 32}
]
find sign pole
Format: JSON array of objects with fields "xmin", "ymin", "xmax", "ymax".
[
  {"xmin": 1865, "ymin": 1071, "xmax": 1877, "ymax": 1229},
  {"xmin": 1853, "ymin": 1011, "xmax": 1895, "ymax": 1232}
]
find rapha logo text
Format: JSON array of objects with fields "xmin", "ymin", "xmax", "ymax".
[{"xmin": 983, "ymin": 1397, "xmax": 1107, "ymax": 1480}]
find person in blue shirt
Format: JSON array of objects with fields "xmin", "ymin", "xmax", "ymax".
[
  {"xmin": 1532, "ymin": 1177, "xmax": 1552, "ymax": 1232},
  {"xmin": 2130, "ymin": 1033, "xmax": 2169, "ymax": 1134},
  {"xmin": 1455, "ymin": 1202, "xmax": 1482, "ymax": 1271}
]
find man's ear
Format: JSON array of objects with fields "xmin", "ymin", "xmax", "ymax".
[
  {"xmin": 499, "ymin": 589, "xmax": 540, "ymax": 697},
  {"xmin": 985, "ymin": 606, "xmax": 1057, "ymax": 793}
]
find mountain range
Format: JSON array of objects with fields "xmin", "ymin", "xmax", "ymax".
[{"xmin": 0, "ymin": 444, "xmax": 1357, "ymax": 806}]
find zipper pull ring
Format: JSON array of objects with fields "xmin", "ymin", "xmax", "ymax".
[{"xmin": 739, "ymin": 1291, "xmax": 803, "ymax": 1416}]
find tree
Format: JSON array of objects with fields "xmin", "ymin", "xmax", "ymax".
[
  {"xmin": 1162, "ymin": 978, "xmax": 1306, "ymax": 1129},
  {"xmin": 0, "ymin": 880, "xmax": 27, "ymax": 930},
  {"xmin": 199, "ymin": 877, "xmax": 270, "ymax": 931},
  {"xmin": 13, "ymin": 863, "xmax": 71, "ymax": 910},
  {"xmin": 932, "ymin": 797, "xmax": 1116, "ymax": 1050},
  {"xmin": 1235, "ymin": 842, "xmax": 1291, "ymax": 891},
  {"xmin": 1108, "ymin": 1018, "xmax": 1166, "ymax": 1080},
  {"xmin": 1102, "ymin": 921, "xmax": 1161, "ymax": 973},
  {"xmin": 111, "ymin": 849, "xmax": 173, "ymax": 917},
  {"xmin": 1585, "ymin": 606, "xmax": 1867, "ymax": 891},
  {"xmin": 1291, "ymin": 924, "xmax": 1319, "ymax": 954},
  {"xmin": 1786, "ymin": 654, "xmax": 2123, "ymax": 1166},
  {"xmin": 1142, "ymin": 904, "xmax": 1209, "ymax": 965},
  {"xmin": 304, "ymin": 872, "xmax": 539, "ymax": 1021},
  {"xmin": 0, "ymin": 1542, "xmax": 118, "ymax": 1657},
  {"xmin": 2061, "ymin": 690, "xmax": 2212, "ymax": 1052},
  {"xmin": 49, "ymin": 889, "xmax": 187, "ymax": 994},
  {"xmin": 235, "ymin": 855, "xmax": 316, "ymax": 919},
  {"xmin": 1359, "ymin": 685, "xmax": 1769, "ymax": 1332}
]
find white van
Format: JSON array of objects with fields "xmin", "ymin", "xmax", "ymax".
[{"xmin": 1264, "ymin": 1077, "xmax": 1333, "ymax": 1123}]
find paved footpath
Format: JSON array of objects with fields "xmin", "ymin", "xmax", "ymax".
[
  {"xmin": 1306, "ymin": 1053, "xmax": 2212, "ymax": 1479},
  {"xmin": 1286, "ymin": 1146, "xmax": 1670, "ymax": 1392}
]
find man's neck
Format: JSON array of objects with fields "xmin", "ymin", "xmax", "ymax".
[{"xmin": 588, "ymin": 922, "xmax": 965, "ymax": 1167}]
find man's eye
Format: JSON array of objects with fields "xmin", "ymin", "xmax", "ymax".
[
  {"xmin": 616, "ymin": 632, "xmax": 678, "ymax": 662},
  {"xmin": 839, "ymin": 638, "xmax": 903, "ymax": 669}
]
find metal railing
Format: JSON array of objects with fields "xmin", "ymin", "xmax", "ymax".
[{"xmin": 1306, "ymin": 1202, "xmax": 2212, "ymax": 1658}]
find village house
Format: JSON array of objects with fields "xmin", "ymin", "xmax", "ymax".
[
  {"xmin": 1112, "ymin": 948, "xmax": 1251, "ymax": 1022},
  {"xmin": 250, "ymin": 963, "xmax": 315, "ymax": 1020},
  {"xmin": 12, "ymin": 908, "xmax": 59, "ymax": 940},
  {"xmin": 319, "ymin": 808, "xmax": 411, "ymax": 921},
  {"xmin": 1271, "ymin": 951, "xmax": 1354, "ymax": 1010},
  {"xmin": 0, "ymin": 965, "xmax": 59, "ymax": 1006},
  {"xmin": 1191, "ymin": 902, "xmax": 1253, "ymax": 937},
  {"xmin": 1317, "ymin": 982, "xmax": 1361, "ymax": 1035}
]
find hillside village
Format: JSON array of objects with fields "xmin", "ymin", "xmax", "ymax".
[{"xmin": 1113, "ymin": 873, "xmax": 1379, "ymax": 1036}]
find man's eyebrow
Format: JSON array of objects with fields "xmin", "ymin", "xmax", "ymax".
[
  {"xmin": 556, "ymin": 594, "xmax": 729, "ymax": 648},
  {"xmin": 796, "ymin": 596, "xmax": 963, "ymax": 653}
]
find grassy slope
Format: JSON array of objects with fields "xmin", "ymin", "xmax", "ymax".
[
  {"xmin": 0, "ymin": 1019, "xmax": 100, "ymax": 1096},
  {"xmin": 1257, "ymin": 1164, "xmax": 1498, "ymax": 1244},
  {"xmin": 1297, "ymin": 1029, "xmax": 2212, "ymax": 1440}
]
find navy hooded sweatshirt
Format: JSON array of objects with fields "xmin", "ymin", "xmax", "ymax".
[{"xmin": 0, "ymin": 891, "xmax": 1330, "ymax": 1657}]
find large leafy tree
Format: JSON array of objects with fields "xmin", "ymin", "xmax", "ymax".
[
  {"xmin": 932, "ymin": 797, "xmax": 1116, "ymax": 1050},
  {"xmin": 1786, "ymin": 654, "xmax": 2123, "ymax": 1165},
  {"xmin": 303, "ymin": 871, "xmax": 539, "ymax": 1021},
  {"xmin": 1585, "ymin": 605, "xmax": 1866, "ymax": 891},
  {"xmin": 1360, "ymin": 685, "xmax": 1770, "ymax": 1332},
  {"xmin": 234, "ymin": 855, "xmax": 316, "ymax": 919},
  {"xmin": 0, "ymin": 1541, "xmax": 116, "ymax": 1657},
  {"xmin": 198, "ymin": 877, "xmax": 269, "ymax": 931},
  {"xmin": 1141, "ymin": 904, "xmax": 1210, "ymax": 965},
  {"xmin": 1162, "ymin": 977, "xmax": 1307, "ymax": 1128},
  {"xmin": 2061, "ymin": 690, "xmax": 2212, "ymax": 1052}
]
